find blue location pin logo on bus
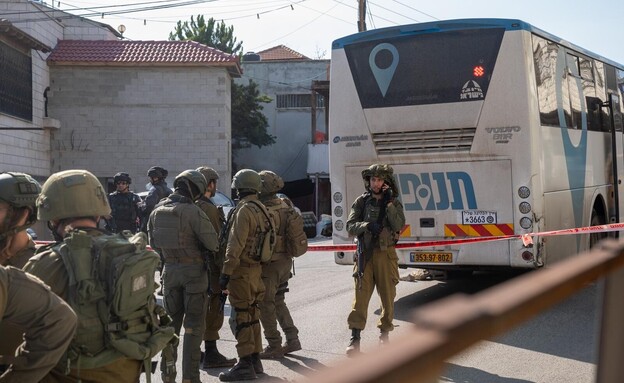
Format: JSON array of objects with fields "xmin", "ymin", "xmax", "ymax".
[{"xmin": 369, "ymin": 43, "xmax": 399, "ymax": 97}]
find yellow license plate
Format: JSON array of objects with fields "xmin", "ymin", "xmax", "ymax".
[{"xmin": 410, "ymin": 252, "xmax": 453, "ymax": 263}]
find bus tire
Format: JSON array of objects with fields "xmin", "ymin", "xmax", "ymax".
[{"xmin": 589, "ymin": 209, "xmax": 606, "ymax": 249}]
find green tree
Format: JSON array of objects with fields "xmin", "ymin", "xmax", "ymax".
[
  {"xmin": 232, "ymin": 80, "xmax": 275, "ymax": 149},
  {"xmin": 169, "ymin": 15, "xmax": 243, "ymax": 56},
  {"xmin": 169, "ymin": 16, "xmax": 274, "ymax": 150}
]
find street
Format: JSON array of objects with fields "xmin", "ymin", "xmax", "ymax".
[{"xmin": 143, "ymin": 241, "xmax": 599, "ymax": 383}]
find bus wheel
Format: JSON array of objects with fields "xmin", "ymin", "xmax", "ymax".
[{"xmin": 589, "ymin": 209, "xmax": 606, "ymax": 249}]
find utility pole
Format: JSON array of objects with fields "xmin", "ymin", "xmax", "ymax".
[{"xmin": 358, "ymin": 0, "xmax": 367, "ymax": 32}]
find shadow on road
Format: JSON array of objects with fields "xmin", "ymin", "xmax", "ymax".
[{"xmin": 440, "ymin": 363, "xmax": 534, "ymax": 383}]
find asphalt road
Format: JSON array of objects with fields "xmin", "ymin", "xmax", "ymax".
[{"xmin": 142, "ymin": 240, "xmax": 599, "ymax": 383}]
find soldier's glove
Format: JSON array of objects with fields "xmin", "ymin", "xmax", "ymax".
[
  {"xmin": 219, "ymin": 274, "xmax": 230, "ymax": 291},
  {"xmin": 367, "ymin": 222, "xmax": 383, "ymax": 236}
]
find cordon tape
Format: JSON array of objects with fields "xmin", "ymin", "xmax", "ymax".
[{"xmin": 305, "ymin": 223, "xmax": 624, "ymax": 252}]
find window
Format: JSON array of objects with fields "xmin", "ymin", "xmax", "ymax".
[
  {"xmin": 0, "ymin": 41, "xmax": 32, "ymax": 121},
  {"xmin": 276, "ymin": 94, "xmax": 325, "ymax": 109}
]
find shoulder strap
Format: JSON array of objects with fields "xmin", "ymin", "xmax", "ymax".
[{"xmin": 246, "ymin": 200, "xmax": 275, "ymax": 233}]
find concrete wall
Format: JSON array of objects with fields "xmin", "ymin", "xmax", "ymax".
[
  {"xmin": 234, "ymin": 60, "xmax": 329, "ymax": 182},
  {"xmin": 47, "ymin": 66, "xmax": 232, "ymax": 194}
]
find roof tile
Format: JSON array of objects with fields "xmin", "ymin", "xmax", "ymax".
[
  {"xmin": 256, "ymin": 45, "xmax": 309, "ymax": 61},
  {"xmin": 47, "ymin": 40, "xmax": 240, "ymax": 69}
]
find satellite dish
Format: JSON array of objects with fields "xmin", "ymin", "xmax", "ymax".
[{"xmin": 117, "ymin": 24, "xmax": 126, "ymax": 35}]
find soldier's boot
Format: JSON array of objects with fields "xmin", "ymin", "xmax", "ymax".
[
  {"xmin": 218, "ymin": 355, "xmax": 257, "ymax": 382},
  {"xmin": 379, "ymin": 330, "xmax": 390, "ymax": 345},
  {"xmin": 346, "ymin": 328, "xmax": 361, "ymax": 357},
  {"xmin": 202, "ymin": 340, "xmax": 236, "ymax": 369},
  {"xmin": 282, "ymin": 338, "xmax": 302, "ymax": 354},
  {"xmin": 251, "ymin": 352, "xmax": 264, "ymax": 374},
  {"xmin": 259, "ymin": 344, "xmax": 284, "ymax": 359}
]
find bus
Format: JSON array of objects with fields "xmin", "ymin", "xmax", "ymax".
[{"xmin": 329, "ymin": 19, "xmax": 624, "ymax": 272}]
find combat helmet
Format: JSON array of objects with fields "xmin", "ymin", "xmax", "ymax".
[
  {"xmin": 113, "ymin": 172, "xmax": 132, "ymax": 184},
  {"xmin": 0, "ymin": 172, "xmax": 42, "ymax": 237},
  {"xmin": 37, "ymin": 169, "xmax": 111, "ymax": 222},
  {"xmin": 147, "ymin": 166, "xmax": 168, "ymax": 179},
  {"xmin": 259, "ymin": 170, "xmax": 284, "ymax": 195},
  {"xmin": 361, "ymin": 164, "xmax": 399, "ymax": 195},
  {"xmin": 174, "ymin": 170, "xmax": 207, "ymax": 201},
  {"xmin": 196, "ymin": 166, "xmax": 219, "ymax": 182},
  {"xmin": 231, "ymin": 169, "xmax": 262, "ymax": 193}
]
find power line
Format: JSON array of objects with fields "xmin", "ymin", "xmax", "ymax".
[
  {"xmin": 368, "ymin": 1, "xmax": 421, "ymax": 23},
  {"xmin": 389, "ymin": 0, "xmax": 440, "ymax": 21},
  {"xmin": 331, "ymin": 0, "xmax": 398, "ymax": 26}
]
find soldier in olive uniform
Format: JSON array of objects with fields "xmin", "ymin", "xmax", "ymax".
[
  {"xmin": 148, "ymin": 170, "xmax": 218, "ymax": 383},
  {"xmin": 140, "ymin": 166, "xmax": 172, "ymax": 233},
  {"xmin": 0, "ymin": 172, "xmax": 78, "ymax": 382},
  {"xmin": 218, "ymin": 169, "xmax": 267, "ymax": 382},
  {"xmin": 345, "ymin": 164, "xmax": 406, "ymax": 356},
  {"xmin": 195, "ymin": 166, "xmax": 236, "ymax": 368},
  {"xmin": 257, "ymin": 170, "xmax": 306, "ymax": 359},
  {"xmin": 23, "ymin": 170, "xmax": 144, "ymax": 382}
]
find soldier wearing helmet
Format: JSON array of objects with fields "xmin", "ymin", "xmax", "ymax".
[
  {"xmin": 140, "ymin": 166, "xmax": 172, "ymax": 233},
  {"xmin": 0, "ymin": 172, "xmax": 41, "ymax": 267},
  {"xmin": 148, "ymin": 169, "xmax": 218, "ymax": 383},
  {"xmin": 345, "ymin": 164, "xmax": 405, "ymax": 356},
  {"xmin": 194, "ymin": 167, "xmax": 236, "ymax": 369},
  {"xmin": 218, "ymin": 169, "xmax": 268, "ymax": 381},
  {"xmin": 105, "ymin": 172, "xmax": 142, "ymax": 234},
  {"xmin": 0, "ymin": 172, "xmax": 77, "ymax": 382},
  {"xmin": 23, "ymin": 169, "xmax": 146, "ymax": 382},
  {"xmin": 257, "ymin": 170, "xmax": 306, "ymax": 360}
]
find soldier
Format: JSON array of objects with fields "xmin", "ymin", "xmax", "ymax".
[
  {"xmin": 0, "ymin": 173, "xmax": 40, "ymax": 268},
  {"xmin": 218, "ymin": 169, "xmax": 268, "ymax": 382},
  {"xmin": 257, "ymin": 170, "xmax": 307, "ymax": 359},
  {"xmin": 140, "ymin": 166, "xmax": 172, "ymax": 233},
  {"xmin": 23, "ymin": 169, "xmax": 158, "ymax": 382},
  {"xmin": 345, "ymin": 164, "xmax": 406, "ymax": 356},
  {"xmin": 0, "ymin": 172, "xmax": 78, "ymax": 382},
  {"xmin": 148, "ymin": 170, "xmax": 218, "ymax": 383},
  {"xmin": 105, "ymin": 172, "xmax": 142, "ymax": 234},
  {"xmin": 195, "ymin": 166, "xmax": 237, "ymax": 369}
]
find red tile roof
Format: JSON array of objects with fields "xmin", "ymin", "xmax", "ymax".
[
  {"xmin": 47, "ymin": 40, "xmax": 241, "ymax": 76},
  {"xmin": 256, "ymin": 45, "xmax": 310, "ymax": 61}
]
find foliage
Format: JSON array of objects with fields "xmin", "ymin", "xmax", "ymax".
[
  {"xmin": 169, "ymin": 15, "xmax": 243, "ymax": 56},
  {"xmin": 231, "ymin": 80, "xmax": 275, "ymax": 149}
]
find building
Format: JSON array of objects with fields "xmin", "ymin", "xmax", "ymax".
[
  {"xmin": 234, "ymin": 45, "xmax": 330, "ymax": 216},
  {"xmin": 0, "ymin": 0, "xmax": 239, "ymax": 194}
]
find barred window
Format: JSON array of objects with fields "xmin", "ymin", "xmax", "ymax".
[
  {"xmin": 276, "ymin": 94, "xmax": 325, "ymax": 109},
  {"xmin": 0, "ymin": 41, "xmax": 32, "ymax": 121}
]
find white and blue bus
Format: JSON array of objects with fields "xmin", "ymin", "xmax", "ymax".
[{"xmin": 329, "ymin": 19, "xmax": 624, "ymax": 271}]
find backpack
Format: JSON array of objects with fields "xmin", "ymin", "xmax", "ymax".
[
  {"xmin": 265, "ymin": 200, "xmax": 308, "ymax": 257},
  {"xmin": 54, "ymin": 230, "xmax": 176, "ymax": 378},
  {"xmin": 246, "ymin": 200, "xmax": 276, "ymax": 264}
]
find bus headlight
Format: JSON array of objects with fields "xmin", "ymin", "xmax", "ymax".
[
  {"xmin": 519, "ymin": 202, "xmax": 532, "ymax": 214},
  {"xmin": 520, "ymin": 217, "xmax": 532, "ymax": 229},
  {"xmin": 518, "ymin": 186, "xmax": 530, "ymax": 199}
]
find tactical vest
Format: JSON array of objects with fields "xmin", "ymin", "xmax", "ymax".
[
  {"xmin": 49, "ymin": 231, "xmax": 176, "ymax": 374},
  {"xmin": 109, "ymin": 192, "xmax": 139, "ymax": 232},
  {"xmin": 265, "ymin": 198, "xmax": 308, "ymax": 259},
  {"xmin": 151, "ymin": 196, "xmax": 203, "ymax": 261},
  {"xmin": 221, "ymin": 200, "xmax": 275, "ymax": 264}
]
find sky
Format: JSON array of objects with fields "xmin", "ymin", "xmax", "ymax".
[{"xmin": 49, "ymin": 0, "xmax": 624, "ymax": 64}]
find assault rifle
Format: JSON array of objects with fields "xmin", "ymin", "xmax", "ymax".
[{"xmin": 353, "ymin": 190, "xmax": 390, "ymax": 290}]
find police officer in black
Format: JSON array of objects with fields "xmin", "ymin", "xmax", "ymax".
[
  {"xmin": 140, "ymin": 166, "xmax": 172, "ymax": 233},
  {"xmin": 106, "ymin": 172, "xmax": 142, "ymax": 233}
]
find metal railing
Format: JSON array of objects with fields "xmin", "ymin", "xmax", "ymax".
[{"xmin": 300, "ymin": 238, "xmax": 624, "ymax": 383}]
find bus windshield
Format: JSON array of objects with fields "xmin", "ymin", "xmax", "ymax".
[{"xmin": 344, "ymin": 28, "xmax": 504, "ymax": 108}]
